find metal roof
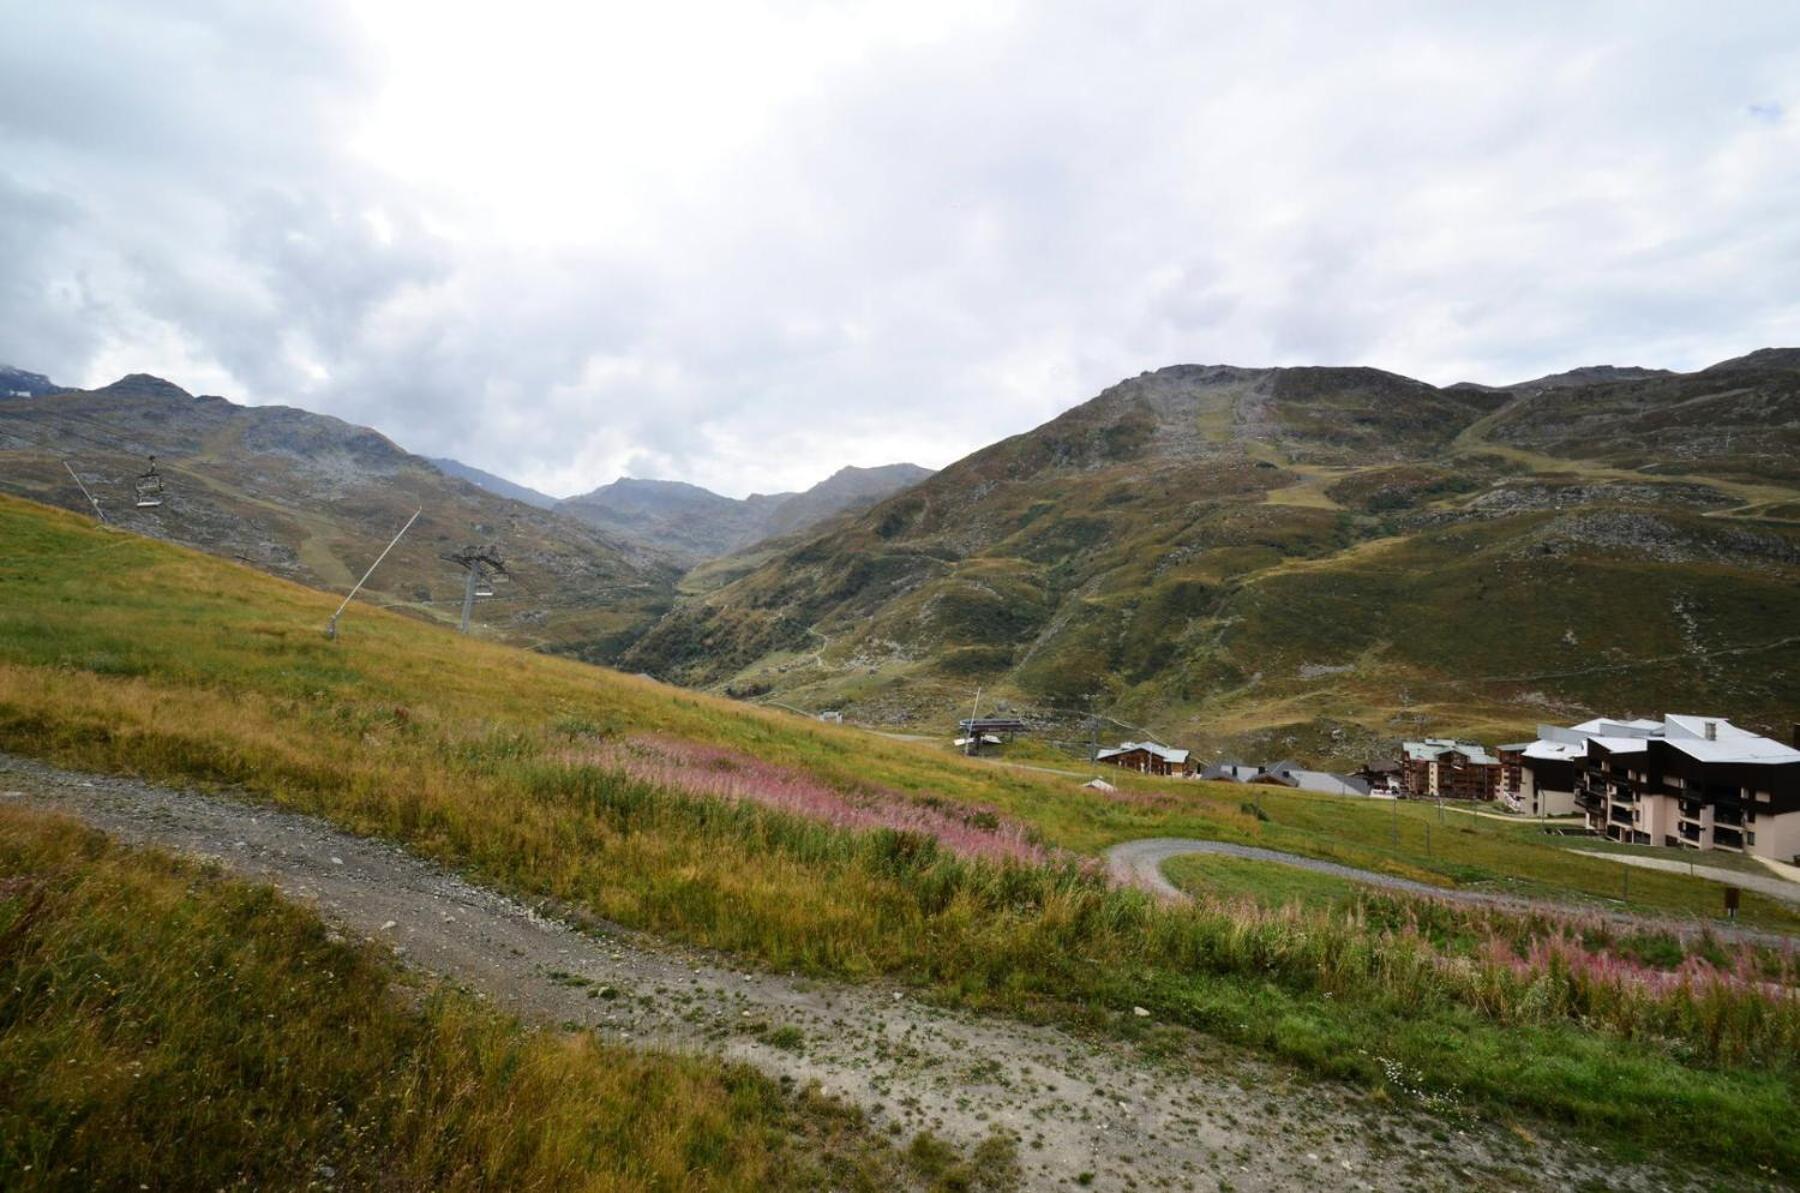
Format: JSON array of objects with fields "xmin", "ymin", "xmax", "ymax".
[
  {"xmin": 1402, "ymin": 740, "xmax": 1497, "ymax": 765},
  {"xmin": 1097, "ymin": 741, "xmax": 1191, "ymax": 764},
  {"xmin": 1287, "ymin": 770, "xmax": 1372, "ymax": 796},
  {"xmin": 1528, "ymin": 714, "xmax": 1797, "ymax": 766}
]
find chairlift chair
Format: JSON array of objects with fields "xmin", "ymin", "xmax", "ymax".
[{"xmin": 134, "ymin": 456, "xmax": 165, "ymax": 508}]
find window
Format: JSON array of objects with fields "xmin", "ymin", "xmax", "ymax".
[{"xmin": 1747, "ymin": 832, "xmax": 1756, "ymax": 846}]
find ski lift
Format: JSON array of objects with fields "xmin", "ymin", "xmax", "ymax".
[
  {"xmin": 474, "ymin": 572, "xmax": 496, "ymax": 598},
  {"xmin": 134, "ymin": 456, "xmax": 165, "ymax": 508}
]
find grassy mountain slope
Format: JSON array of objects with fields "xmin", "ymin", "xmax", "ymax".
[
  {"xmin": 624, "ymin": 355, "xmax": 1800, "ymax": 763},
  {"xmin": 0, "ymin": 374, "xmax": 678, "ymax": 660},
  {"xmin": 1, "ymin": 493, "xmax": 1797, "ymax": 1177}
]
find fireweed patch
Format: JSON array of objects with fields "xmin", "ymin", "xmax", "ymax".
[{"xmin": 566, "ymin": 734, "xmax": 1062, "ymax": 868}]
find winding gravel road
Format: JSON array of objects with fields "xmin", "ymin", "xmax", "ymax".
[
  {"xmin": 1106, "ymin": 837, "xmax": 1795, "ymax": 946},
  {"xmin": 0, "ymin": 755, "xmax": 1744, "ymax": 1192},
  {"xmin": 1107, "ymin": 838, "xmax": 1463, "ymax": 903}
]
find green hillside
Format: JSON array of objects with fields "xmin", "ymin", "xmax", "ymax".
[
  {"xmin": 623, "ymin": 355, "xmax": 1800, "ymax": 763},
  {"xmin": 0, "ymin": 374, "xmax": 678, "ymax": 660},
  {"xmin": 1, "ymin": 492, "xmax": 1798, "ymax": 1178}
]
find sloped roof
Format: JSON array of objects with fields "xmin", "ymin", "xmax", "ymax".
[
  {"xmin": 1664, "ymin": 714, "xmax": 1758, "ymax": 742},
  {"xmin": 1404, "ymin": 740, "xmax": 1497, "ymax": 765},
  {"xmin": 1661, "ymin": 736, "xmax": 1800, "ymax": 765},
  {"xmin": 1096, "ymin": 741, "xmax": 1190, "ymax": 764},
  {"xmin": 1287, "ymin": 770, "xmax": 1372, "ymax": 796},
  {"xmin": 1538, "ymin": 714, "xmax": 1798, "ymax": 766}
]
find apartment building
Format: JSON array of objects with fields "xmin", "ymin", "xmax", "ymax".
[
  {"xmin": 1570, "ymin": 715, "xmax": 1800, "ymax": 861},
  {"xmin": 1399, "ymin": 739, "xmax": 1502, "ymax": 800}
]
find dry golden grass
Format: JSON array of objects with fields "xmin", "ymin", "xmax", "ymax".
[
  {"xmin": 3, "ymin": 495, "xmax": 1799, "ymax": 1175},
  {"xmin": 0, "ymin": 804, "xmax": 1004, "ymax": 1191}
]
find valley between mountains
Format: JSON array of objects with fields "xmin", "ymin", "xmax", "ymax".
[{"xmin": 8, "ymin": 349, "xmax": 1794, "ymax": 764}]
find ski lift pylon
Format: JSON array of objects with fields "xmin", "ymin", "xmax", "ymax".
[{"xmin": 134, "ymin": 456, "xmax": 165, "ymax": 508}]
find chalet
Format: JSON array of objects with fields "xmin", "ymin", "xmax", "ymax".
[
  {"xmin": 1572, "ymin": 715, "xmax": 1800, "ymax": 861},
  {"xmin": 1399, "ymin": 739, "xmax": 1502, "ymax": 801},
  {"xmin": 1095, "ymin": 741, "xmax": 1195, "ymax": 777},
  {"xmin": 1352, "ymin": 760, "xmax": 1402, "ymax": 795}
]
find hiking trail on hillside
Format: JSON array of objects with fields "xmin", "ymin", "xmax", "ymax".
[{"xmin": 0, "ymin": 754, "xmax": 1739, "ymax": 1192}]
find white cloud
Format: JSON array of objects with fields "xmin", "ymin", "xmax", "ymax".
[{"xmin": 3, "ymin": 0, "xmax": 1798, "ymax": 498}]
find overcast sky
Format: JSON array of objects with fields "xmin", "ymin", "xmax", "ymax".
[{"xmin": 3, "ymin": 1, "xmax": 1797, "ymax": 498}]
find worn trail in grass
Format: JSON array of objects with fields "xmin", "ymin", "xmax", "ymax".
[{"xmin": 2, "ymin": 754, "xmax": 1718, "ymax": 1193}]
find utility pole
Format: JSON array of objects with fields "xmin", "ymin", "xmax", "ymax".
[
  {"xmin": 964, "ymin": 686, "xmax": 983, "ymax": 756},
  {"xmin": 63, "ymin": 461, "xmax": 106, "ymax": 524},
  {"xmin": 1085, "ymin": 691, "xmax": 1102, "ymax": 777},
  {"xmin": 326, "ymin": 508, "xmax": 422, "ymax": 639}
]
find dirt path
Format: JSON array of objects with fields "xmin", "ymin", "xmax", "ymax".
[
  {"xmin": 0, "ymin": 754, "xmax": 1735, "ymax": 1192},
  {"xmin": 1107, "ymin": 838, "xmax": 1796, "ymax": 947}
]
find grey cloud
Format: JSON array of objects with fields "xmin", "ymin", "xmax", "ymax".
[{"xmin": 3, "ymin": 1, "xmax": 1798, "ymax": 497}]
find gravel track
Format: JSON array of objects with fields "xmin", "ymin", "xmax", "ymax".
[
  {"xmin": 0, "ymin": 754, "xmax": 1747, "ymax": 1192},
  {"xmin": 1106, "ymin": 837, "xmax": 1796, "ymax": 946}
]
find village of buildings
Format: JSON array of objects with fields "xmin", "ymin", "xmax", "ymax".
[{"xmin": 1058, "ymin": 714, "xmax": 1800, "ymax": 865}]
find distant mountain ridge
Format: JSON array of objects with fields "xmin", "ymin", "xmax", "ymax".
[
  {"xmin": 428, "ymin": 456, "xmax": 560, "ymax": 509},
  {"xmin": 558, "ymin": 463, "xmax": 933, "ymax": 564},
  {"xmin": 0, "ymin": 372, "xmax": 677, "ymax": 659},
  {"xmin": 1, "ymin": 364, "xmax": 59, "ymax": 398}
]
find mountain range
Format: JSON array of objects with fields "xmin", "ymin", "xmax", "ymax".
[
  {"xmin": 0, "ymin": 367, "xmax": 933, "ymax": 660},
  {"xmin": 428, "ymin": 454, "xmax": 932, "ymax": 564},
  {"xmin": 555, "ymin": 464, "xmax": 934, "ymax": 564},
  {"xmin": 623, "ymin": 351, "xmax": 1800, "ymax": 763},
  {"xmin": 6, "ymin": 352, "xmax": 1797, "ymax": 764},
  {"xmin": 0, "ymin": 373, "xmax": 678, "ymax": 658}
]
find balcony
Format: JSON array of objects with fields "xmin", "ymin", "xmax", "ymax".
[
  {"xmin": 1679, "ymin": 822, "xmax": 1702, "ymax": 843},
  {"xmin": 1712, "ymin": 825, "xmax": 1744, "ymax": 851},
  {"xmin": 1714, "ymin": 806, "xmax": 1744, "ymax": 829},
  {"xmin": 1609, "ymin": 805, "xmax": 1634, "ymax": 825}
]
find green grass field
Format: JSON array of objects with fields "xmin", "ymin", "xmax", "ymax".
[
  {"xmin": 0, "ymin": 804, "xmax": 1006, "ymax": 1191},
  {"xmin": 1162, "ymin": 853, "xmax": 1374, "ymax": 909},
  {"xmin": 1, "ymin": 494, "xmax": 1797, "ymax": 1177}
]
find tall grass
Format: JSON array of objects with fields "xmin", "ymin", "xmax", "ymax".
[
  {"xmin": 0, "ymin": 806, "xmax": 1009, "ymax": 1191},
  {"xmin": 2, "ymin": 496, "xmax": 1798, "ymax": 1174},
  {"xmin": 576, "ymin": 734, "xmax": 1061, "ymax": 866}
]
